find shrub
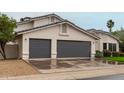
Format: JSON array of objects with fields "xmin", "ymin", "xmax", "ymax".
[
  {"xmin": 95, "ymin": 50, "xmax": 103, "ymax": 58},
  {"xmin": 112, "ymin": 52, "xmax": 124, "ymax": 57},
  {"xmin": 112, "ymin": 51, "xmax": 120, "ymax": 57},
  {"xmin": 103, "ymin": 50, "xmax": 124, "ymax": 57},
  {"xmin": 103, "ymin": 50, "xmax": 112, "ymax": 57},
  {"xmin": 119, "ymin": 52, "xmax": 124, "ymax": 57}
]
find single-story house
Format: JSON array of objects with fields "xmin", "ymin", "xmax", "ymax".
[
  {"xmin": 0, "ymin": 14, "xmax": 120, "ymax": 60},
  {"xmin": 88, "ymin": 29, "xmax": 120, "ymax": 52}
]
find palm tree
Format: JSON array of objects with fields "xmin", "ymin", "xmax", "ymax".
[{"xmin": 107, "ymin": 19, "xmax": 114, "ymax": 32}]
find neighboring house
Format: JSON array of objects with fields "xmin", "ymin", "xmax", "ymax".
[
  {"xmin": 0, "ymin": 14, "xmax": 119, "ymax": 60},
  {"xmin": 88, "ymin": 29, "xmax": 120, "ymax": 52}
]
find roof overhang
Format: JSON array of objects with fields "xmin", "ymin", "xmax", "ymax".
[
  {"xmin": 88, "ymin": 29, "xmax": 120, "ymax": 42},
  {"xmin": 16, "ymin": 20, "xmax": 100, "ymax": 40},
  {"xmin": 17, "ymin": 13, "xmax": 64, "ymax": 25}
]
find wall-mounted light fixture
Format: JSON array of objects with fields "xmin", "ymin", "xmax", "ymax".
[{"xmin": 25, "ymin": 38, "xmax": 27, "ymax": 40}]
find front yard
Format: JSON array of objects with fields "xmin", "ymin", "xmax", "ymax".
[
  {"xmin": 105, "ymin": 57, "xmax": 124, "ymax": 64},
  {"xmin": 0, "ymin": 59, "xmax": 124, "ymax": 79},
  {"xmin": 0, "ymin": 60, "xmax": 40, "ymax": 78}
]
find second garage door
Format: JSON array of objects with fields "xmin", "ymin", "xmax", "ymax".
[
  {"xmin": 29, "ymin": 39, "xmax": 51, "ymax": 58},
  {"xmin": 57, "ymin": 40, "xmax": 91, "ymax": 58}
]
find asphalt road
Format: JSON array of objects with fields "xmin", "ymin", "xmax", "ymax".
[{"xmin": 81, "ymin": 74, "xmax": 124, "ymax": 80}]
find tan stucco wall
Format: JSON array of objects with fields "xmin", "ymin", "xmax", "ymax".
[
  {"xmin": 95, "ymin": 40, "xmax": 100, "ymax": 51},
  {"xmin": 15, "ymin": 36, "xmax": 22, "ymax": 59},
  {"xmin": 34, "ymin": 18, "xmax": 49, "ymax": 27},
  {"xmin": 33, "ymin": 17, "xmax": 61, "ymax": 27},
  {"xmin": 22, "ymin": 24, "xmax": 96, "ymax": 60},
  {"xmin": 95, "ymin": 33, "xmax": 119, "ymax": 52},
  {"xmin": 0, "ymin": 45, "xmax": 18, "ymax": 59},
  {"xmin": 15, "ymin": 22, "xmax": 33, "ymax": 32},
  {"xmin": 15, "ymin": 17, "xmax": 61, "ymax": 32}
]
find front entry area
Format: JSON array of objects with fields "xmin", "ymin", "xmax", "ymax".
[
  {"xmin": 57, "ymin": 40, "xmax": 91, "ymax": 58},
  {"xmin": 29, "ymin": 39, "xmax": 51, "ymax": 58}
]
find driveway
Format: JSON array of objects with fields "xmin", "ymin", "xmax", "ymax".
[
  {"xmin": 1, "ymin": 59, "xmax": 124, "ymax": 80},
  {"xmin": 3, "ymin": 65, "xmax": 124, "ymax": 80},
  {"xmin": 29, "ymin": 59, "xmax": 112, "ymax": 73},
  {"xmin": 30, "ymin": 59, "xmax": 109, "ymax": 69},
  {"xmin": 0, "ymin": 60, "xmax": 40, "ymax": 78}
]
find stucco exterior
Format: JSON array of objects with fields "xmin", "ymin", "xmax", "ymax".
[
  {"xmin": 15, "ymin": 16, "xmax": 61, "ymax": 32},
  {"xmin": 34, "ymin": 17, "xmax": 60, "ymax": 27},
  {"xmin": 15, "ymin": 35, "xmax": 23, "ymax": 59},
  {"xmin": 15, "ymin": 22, "xmax": 33, "ymax": 32},
  {"xmin": 20, "ymin": 24, "xmax": 96, "ymax": 60},
  {"xmin": 0, "ymin": 44, "xmax": 18, "ymax": 59}
]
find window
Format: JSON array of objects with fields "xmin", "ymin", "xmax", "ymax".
[
  {"xmin": 113, "ymin": 44, "xmax": 116, "ymax": 51},
  {"xmin": 109, "ymin": 43, "xmax": 113, "ymax": 51},
  {"xmin": 108, "ymin": 43, "xmax": 116, "ymax": 51},
  {"xmin": 51, "ymin": 17, "xmax": 55, "ymax": 22},
  {"xmin": 103, "ymin": 43, "xmax": 107, "ymax": 50},
  {"xmin": 62, "ymin": 24, "xmax": 67, "ymax": 33}
]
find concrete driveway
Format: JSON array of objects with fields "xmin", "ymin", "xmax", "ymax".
[
  {"xmin": 1, "ymin": 59, "xmax": 124, "ymax": 80},
  {"xmin": 29, "ymin": 59, "xmax": 112, "ymax": 73},
  {"xmin": 3, "ymin": 65, "xmax": 124, "ymax": 80}
]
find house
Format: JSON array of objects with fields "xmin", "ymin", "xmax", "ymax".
[
  {"xmin": 88, "ymin": 29, "xmax": 120, "ymax": 52},
  {"xmin": 15, "ymin": 14, "xmax": 100, "ymax": 60},
  {"xmin": 0, "ymin": 14, "xmax": 119, "ymax": 60}
]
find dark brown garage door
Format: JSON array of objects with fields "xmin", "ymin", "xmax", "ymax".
[
  {"xmin": 29, "ymin": 39, "xmax": 51, "ymax": 58},
  {"xmin": 57, "ymin": 40, "xmax": 91, "ymax": 58}
]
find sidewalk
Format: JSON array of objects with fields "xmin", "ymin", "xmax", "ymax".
[{"xmin": 1, "ymin": 65, "xmax": 124, "ymax": 80}]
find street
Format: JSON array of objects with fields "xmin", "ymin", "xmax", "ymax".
[{"xmin": 82, "ymin": 74, "xmax": 124, "ymax": 80}]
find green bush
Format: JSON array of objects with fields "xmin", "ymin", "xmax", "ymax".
[
  {"xmin": 103, "ymin": 50, "xmax": 124, "ymax": 57},
  {"xmin": 95, "ymin": 50, "xmax": 103, "ymax": 58},
  {"xmin": 103, "ymin": 50, "xmax": 112, "ymax": 57},
  {"xmin": 112, "ymin": 51, "xmax": 120, "ymax": 57},
  {"xmin": 119, "ymin": 52, "xmax": 124, "ymax": 57}
]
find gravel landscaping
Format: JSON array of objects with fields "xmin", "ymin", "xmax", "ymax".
[{"xmin": 0, "ymin": 60, "xmax": 40, "ymax": 78}]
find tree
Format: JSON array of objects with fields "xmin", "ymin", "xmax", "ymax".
[
  {"xmin": 0, "ymin": 13, "xmax": 16, "ymax": 59},
  {"xmin": 107, "ymin": 19, "xmax": 114, "ymax": 32},
  {"xmin": 112, "ymin": 27, "xmax": 124, "ymax": 52}
]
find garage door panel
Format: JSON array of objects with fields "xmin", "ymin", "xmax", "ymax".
[
  {"xmin": 57, "ymin": 40, "xmax": 91, "ymax": 58},
  {"xmin": 29, "ymin": 39, "xmax": 51, "ymax": 58}
]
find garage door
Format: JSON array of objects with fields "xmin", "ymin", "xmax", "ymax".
[
  {"xmin": 57, "ymin": 40, "xmax": 91, "ymax": 58},
  {"xmin": 29, "ymin": 39, "xmax": 51, "ymax": 58}
]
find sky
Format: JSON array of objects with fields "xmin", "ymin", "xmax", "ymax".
[{"xmin": 3, "ymin": 12, "xmax": 124, "ymax": 31}]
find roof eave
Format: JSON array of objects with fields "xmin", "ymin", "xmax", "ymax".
[
  {"xmin": 17, "ymin": 14, "xmax": 64, "ymax": 25},
  {"xmin": 16, "ymin": 21, "xmax": 100, "ymax": 40},
  {"xmin": 89, "ymin": 30, "xmax": 120, "ymax": 42}
]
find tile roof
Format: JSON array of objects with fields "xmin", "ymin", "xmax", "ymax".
[
  {"xmin": 16, "ymin": 20, "xmax": 100, "ymax": 40},
  {"xmin": 17, "ymin": 13, "xmax": 64, "ymax": 25},
  {"xmin": 87, "ymin": 29, "xmax": 120, "ymax": 41}
]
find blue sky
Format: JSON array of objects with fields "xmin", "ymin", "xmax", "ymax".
[{"xmin": 3, "ymin": 12, "xmax": 124, "ymax": 31}]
